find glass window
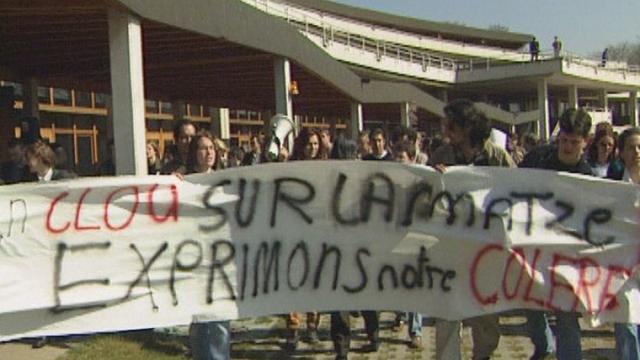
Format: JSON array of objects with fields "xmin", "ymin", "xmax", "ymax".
[
  {"xmin": 2, "ymin": 82, "xmax": 23, "ymax": 100},
  {"xmin": 37, "ymin": 87, "xmax": 50, "ymax": 103},
  {"xmin": 160, "ymin": 101, "xmax": 172, "ymax": 114},
  {"xmin": 189, "ymin": 104, "xmax": 201, "ymax": 117},
  {"xmin": 147, "ymin": 119, "xmax": 161, "ymax": 131},
  {"xmin": 94, "ymin": 93, "xmax": 108, "ymax": 108},
  {"xmin": 75, "ymin": 91, "xmax": 92, "ymax": 107},
  {"xmin": 145, "ymin": 100, "xmax": 159, "ymax": 113},
  {"xmin": 53, "ymin": 88, "xmax": 72, "ymax": 106}
]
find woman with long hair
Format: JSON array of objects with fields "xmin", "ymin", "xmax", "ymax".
[
  {"xmin": 185, "ymin": 130, "xmax": 230, "ymax": 360},
  {"xmin": 588, "ymin": 126, "xmax": 617, "ymax": 177},
  {"xmin": 284, "ymin": 128, "xmax": 327, "ymax": 350},
  {"xmin": 186, "ymin": 131, "xmax": 222, "ymax": 174},
  {"xmin": 290, "ymin": 128, "xmax": 327, "ymax": 161},
  {"xmin": 146, "ymin": 141, "xmax": 162, "ymax": 175}
]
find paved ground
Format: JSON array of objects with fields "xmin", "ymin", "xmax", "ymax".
[{"xmin": 0, "ymin": 312, "xmax": 618, "ymax": 359}]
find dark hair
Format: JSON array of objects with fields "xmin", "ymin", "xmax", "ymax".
[
  {"xmin": 330, "ymin": 134, "xmax": 358, "ymax": 160},
  {"xmin": 172, "ymin": 119, "xmax": 197, "ymax": 141},
  {"xmin": 443, "ymin": 99, "xmax": 491, "ymax": 148},
  {"xmin": 618, "ymin": 127, "xmax": 640, "ymax": 153},
  {"xmin": 370, "ymin": 128, "xmax": 386, "ymax": 141},
  {"xmin": 588, "ymin": 126, "xmax": 616, "ymax": 164},
  {"xmin": 25, "ymin": 140, "xmax": 55, "ymax": 168},
  {"xmin": 186, "ymin": 130, "xmax": 221, "ymax": 173},
  {"xmin": 391, "ymin": 126, "xmax": 416, "ymax": 145},
  {"xmin": 559, "ymin": 108, "xmax": 592, "ymax": 138},
  {"xmin": 291, "ymin": 128, "xmax": 327, "ymax": 160},
  {"xmin": 521, "ymin": 132, "xmax": 539, "ymax": 149},
  {"xmin": 393, "ymin": 139, "xmax": 416, "ymax": 160}
]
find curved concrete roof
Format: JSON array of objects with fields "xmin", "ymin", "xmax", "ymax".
[
  {"xmin": 284, "ymin": 0, "xmax": 533, "ymax": 49},
  {"xmin": 118, "ymin": 0, "xmax": 451, "ymax": 111},
  {"xmin": 116, "ymin": 0, "xmax": 535, "ymax": 124}
]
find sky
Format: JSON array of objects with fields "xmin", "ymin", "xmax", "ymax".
[{"xmin": 333, "ymin": 0, "xmax": 639, "ymax": 56}]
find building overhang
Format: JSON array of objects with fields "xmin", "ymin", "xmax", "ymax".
[
  {"xmin": 456, "ymin": 59, "xmax": 640, "ymax": 95},
  {"xmin": 282, "ymin": 0, "xmax": 532, "ymax": 49},
  {"xmin": 0, "ymin": 0, "xmax": 459, "ymax": 118}
]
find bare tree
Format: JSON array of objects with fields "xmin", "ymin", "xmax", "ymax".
[{"xmin": 592, "ymin": 38, "xmax": 640, "ymax": 65}]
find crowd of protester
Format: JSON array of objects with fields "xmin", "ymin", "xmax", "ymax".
[{"xmin": 1, "ymin": 99, "xmax": 639, "ymax": 360}]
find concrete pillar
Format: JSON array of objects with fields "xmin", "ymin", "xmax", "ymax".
[
  {"xmin": 274, "ymin": 57, "xmax": 294, "ymax": 149},
  {"xmin": 210, "ymin": 107, "xmax": 230, "ymax": 140},
  {"xmin": 630, "ymin": 91, "xmax": 638, "ymax": 127},
  {"xmin": 274, "ymin": 57, "xmax": 293, "ymax": 119},
  {"xmin": 400, "ymin": 102, "xmax": 411, "ymax": 128},
  {"xmin": 567, "ymin": 85, "xmax": 578, "ymax": 109},
  {"xmin": 537, "ymin": 78, "xmax": 550, "ymax": 141},
  {"xmin": 349, "ymin": 102, "xmax": 363, "ymax": 140},
  {"xmin": 108, "ymin": 7, "xmax": 147, "ymax": 175},
  {"xmin": 22, "ymin": 77, "xmax": 39, "ymax": 119},
  {"xmin": 172, "ymin": 100, "xmax": 186, "ymax": 122},
  {"xmin": 598, "ymin": 89, "xmax": 608, "ymax": 110}
]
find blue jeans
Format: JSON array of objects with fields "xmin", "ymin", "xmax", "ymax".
[
  {"xmin": 190, "ymin": 321, "xmax": 231, "ymax": 360},
  {"xmin": 408, "ymin": 312, "xmax": 423, "ymax": 338},
  {"xmin": 527, "ymin": 311, "xmax": 581, "ymax": 360},
  {"xmin": 615, "ymin": 323, "xmax": 640, "ymax": 360}
]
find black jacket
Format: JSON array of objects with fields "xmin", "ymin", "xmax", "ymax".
[{"xmin": 519, "ymin": 144, "xmax": 593, "ymax": 175}]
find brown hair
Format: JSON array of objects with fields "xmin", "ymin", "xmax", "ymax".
[
  {"xmin": 291, "ymin": 128, "xmax": 327, "ymax": 160},
  {"xmin": 588, "ymin": 126, "xmax": 616, "ymax": 164},
  {"xmin": 186, "ymin": 130, "xmax": 222, "ymax": 173},
  {"xmin": 25, "ymin": 140, "xmax": 55, "ymax": 168}
]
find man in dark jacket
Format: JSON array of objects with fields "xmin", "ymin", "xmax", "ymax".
[
  {"xmin": 432, "ymin": 99, "xmax": 515, "ymax": 360},
  {"xmin": 161, "ymin": 120, "xmax": 197, "ymax": 175},
  {"xmin": 520, "ymin": 108, "xmax": 593, "ymax": 360},
  {"xmin": 362, "ymin": 128, "xmax": 392, "ymax": 161}
]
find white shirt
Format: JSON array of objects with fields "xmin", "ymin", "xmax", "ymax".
[
  {"xmin": 38, "ymin": 167, "xmax": 53, "ymax": 182},
  {"xmin": 591, "ymin": 163, "xmax": 609, "ymax": 178},
  {"xmin": 375, "ymin": 150, "xmax": 389, "ymax": 160}
]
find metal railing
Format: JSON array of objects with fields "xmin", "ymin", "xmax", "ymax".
[
  {"xmin": 244, "ymin": 0, "xmax": 458, "ymax": 72},
  {"xmin": 245, "ymin": 0, "xmax": 640, "ymax": 77},
  {"xmin": 289, "ymin": 19, "xmax": 457, "ymax": 71}
]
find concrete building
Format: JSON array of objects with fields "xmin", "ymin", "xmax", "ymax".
[{"xmin": 0, "ymin": 0, "xmax": 638, "ymax": 175}]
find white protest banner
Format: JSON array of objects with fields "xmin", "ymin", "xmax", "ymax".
[{"xmin": 0, "ymin": 161, "xmax": 638, "ymax": 341}]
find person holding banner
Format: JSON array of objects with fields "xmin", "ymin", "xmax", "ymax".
[
  {"xmin": 24, "ymin": 140, "xmax": 75, "ymax": 348},
  {"xmin": 519, "ymin": 108, "xmax": 593, "ymax": 360},
  {"xmin": 393, "ymin": 139, "xmax": 426, "ymax": 350},
  {"xmin": 285, "ymin": 128, "xmax": 328, "ymax": 349},
  {"xmin": 185, "ymin": 130, "xmax": 230, "ymax": 360},
  {"xmin": 363, "ymin": 128, "xmax": 392, "ymax": 161},
  {"xmin": 162, "ymin": 120, "xmax": 198, "ymax": 175},
  {"xmin": 433, "ymin": 99, "xmax": 515, "ymax": 360},
  {"xmin": 607, "ymin": 127, "xmax": 640, "ymax": 360},
  {"xmin": 25, "ymin": 140, "xmax": 75, "ymax": 182},
  {"xmin": 328, "ymin": 135, "xmax": 380, "ymax": 360}
]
